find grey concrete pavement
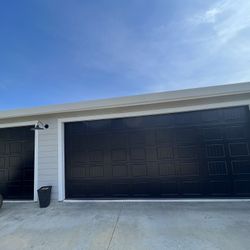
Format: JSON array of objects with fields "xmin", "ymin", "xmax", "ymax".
[{"xmin": 0, "ymin": 201, "xmax": 250, "ymax": 250}]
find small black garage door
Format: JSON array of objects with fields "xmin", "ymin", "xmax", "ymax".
[
  {"xmin": 0, "ymin": 126, "xmax": 34, "ymax": 200},
  {"xmin": 65, "ymin": 106, "xmax": 250, "ymax": 199}
]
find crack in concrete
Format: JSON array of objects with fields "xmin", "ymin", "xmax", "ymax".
[{"xmin": 106, "ymin": 206, "xmax": 123, "ymax": 250}]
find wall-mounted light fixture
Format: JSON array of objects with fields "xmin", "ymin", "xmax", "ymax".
[{"xmin": 31, "ymin": 121, "xmax": 49, "ymax": 131}]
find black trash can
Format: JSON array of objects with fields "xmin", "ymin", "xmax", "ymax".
[{"xmin": 37, "ymin": 186, "xmax": 52, "ymax": 208}]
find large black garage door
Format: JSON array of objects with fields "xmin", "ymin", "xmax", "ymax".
[
  {"xmin": 0, "ymin": 126, "xmax": 34, "ymax": 200},
  {"xmin": 65, "ymin": 106, "xmax": 250, "ymax": 199}
]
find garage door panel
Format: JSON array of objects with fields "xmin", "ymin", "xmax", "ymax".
[
  {"xmin": 233, "ymin": 180, "xmax": 250, "ymax": 195},
  {"xmin": 229, "ymin": 142, "xmax": 249, "ymax": 157},
  {"xmin": 181, "ymin": 181, "xmax": 204, "ymax": 196},
  {"xmin": 208, "ymin": 161, "xmax": 228, "ymax": 176},
  {"xmin": 223, "ymin": 106, "xmax": 247, "ymax": 122},
  {"xmin": 111, "ymin": 183, "xmax": 130, "ymax": 197},
  {"xmin": 89, "ymin": 165, "xmax": 104, "ymax": 178},
  {"xmin": 176, "ymin": 145, "xmax": 199, "ymax": 159},
  {"xmin": 0, "ymin": 169, "xmax": 6, "ymax": 182},
  {"xmin": 130, "ymin": 163, "xmax": 147, "ymax": 177},
  {"xmin": 0, "ymin": 126, "xmax": 34, "ymax": 200},
  {"xmin": 158, "ymin": 160, "xmax": 176, "ymax": 176},
  {"xmin": 0, "ymin": 157, "xmax": 5, "ymax": 168},
  {"xmin": 112, "ymin": 164, "xmax": 128, "ymax": 177},
  {"xmin": 208, "ymin": 180, "xmax": 232, "ymax": 196},
  {"xmin": 65, "ymin": 106, "xmax": 250, "ymax": 198},
  {"xmin": 225, "ymin": 125, "xmax": 247, "ymax": 139},
  {"xmin": 156, "ymin": 128, "xmax": 173, "ymax": 144},
  {"xmin": 202, "ymin": 127, "xmax": 224, "ymax": 141},
  {"xmin": 206, "ymin": 144, "xmax": 226, "ymax": 158},
  {"xmin": 231, "ymin": 160, "xmax": 250, "ymax": 175},
  {"xmin": 160, "ymin": 181, "xmax": 179, "ymax": 196},
  {"xmin": 178, "ymin": 160, "xmax": 200, "ymax": 177}
]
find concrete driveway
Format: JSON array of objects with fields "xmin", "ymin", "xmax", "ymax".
[{"xmin": 0, "ymin": 201, "xmax": 250, "ymax": 250}]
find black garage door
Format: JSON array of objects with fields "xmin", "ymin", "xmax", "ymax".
[
  {"xmin": 0, "ymin": 126, "xmax": 34, "ymax": 200},
  {"xmin": 65, "ymin": 106, "xmax": 250, "ymax": 199}
]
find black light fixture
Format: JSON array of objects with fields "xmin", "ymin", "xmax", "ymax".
[{"xmin": 31, "ymin": 121, "xmax": 49, "ymax": 131}]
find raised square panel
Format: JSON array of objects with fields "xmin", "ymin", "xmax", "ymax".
[
  {"xmin": 9, "ymin": 156, "xmax": 22, "ymax": 168},
  {"xmin": 70, "ymin": 167, "xmax": 86, "ymax": 178},
  {"xmin": 132, "ymin": 164, "xmax": 147, "ymax": 177},
  {"xmin": 70, "ymin": 137, "xmax": 86, "ymax": 152},
  {"xmin": 67, "ymin": 122, "xmax": 87, "ymax": 134},
  {"xmin": 10, "ymin": 142, "xmax": 22, "ymax": 154},
  {"xmin": 111, "ymin": 183, "xmax": 130, "ymax": 196},
  {"xmin": 160, "ymin": 182, "xmax": 178, "ymax": 195},
  {"xmin": 145, "ymin": 147, "xmax": 157, "ymax": 161},
  {"xmin": 175, "ymin": 112, "xmax": 199, "ymax": 125},
  {"xmin": 229, "ymin": 143, "xmax": 249, "ymax": 156},
  {"xmin": 159, "ymin": 161, "xmax": 176, "ymax": 176},
  {"xmin": 175, "ymin": 128, "xmax": 198, "ymax": 144},
  {"xmin": 89, "ymin": 150, "xmax": 104, "ymax": 162},
  {"xmin": 202, "ymin": 127, "xmax": 223, "ymax": 141},
  {"xmin": 225, "ymin": 126, "xmax": 246, "ymax": 139},
  {"xmin": 209, "ymin": 181, "xmax": 231, "ymax": 195},
  {"xmin": 87, "ymin": 183, "xmax": 105, "ymax": 196},
  {"xmin": 129, "ymin": 132, "xmax": 145, "ymax": 145},
  {"xmin": 206, "ymin": 144, "xmax": 225, "ymax": 158},
  {"xmin": 112, "ymin": 164, "xmax": 128, "ymax": 177},
  {"xmin": 179, "ymin": 161, "xmax": 199, "ymax": 176},
  {"xmin": 156, "ymin": 129, "xmax": 173, "ymax": 144},
  {"xmin": 223, "ymin": 107, "xmax": 246, "ymax": 121},
  {"xmin": 208, "ymin": 161, "xmax": 227, "ymax": 175},
  {"xmin": 201, "ymin": 109, "xmax": 222, "ymax": 123},
  {"xmin": 124, "ymin": 116, "xmax": 145, "ymax": 128},
  {"xmin": 88, "ymin": 134, "xmax": 106, "ymax": 148},
  {"xmin": 90, "ymin": 166, "xmax": 104, "ymax": 177},
  {"xmin": 111, "ymin": 149, "xmax": 127, "ymax": 161},
  {"xmin": 23, "ymin": 169, "xmax": 34, "ymax": 181},
  {"xmin": 111, "ymin": 133, "xmax": 127, "ymax": 147},
  {"xmin": 88, "ymin": 120, "xmax": 110, "ymax": 132},
  {"xmin": 0, "ymin": 143, "xmax": 5, "ymax": 154},
  {"xmin": 0, "ymin": 157, "xmax": 4, "ymax": 169},
  {"xmin": 231, "ymin": 160, "xmax": 250, "ymax": 174},
  {"xmin": 132, "ymin": 182, "xmax": 149, "ymax": 196},
  {"xmin": 130, "ymin": 147, "xmax": 146, "ymax": 160},
  {"xmin": 157, "ymin": 146, "xmax": 173, "ymax": 159},
  {"xmin": 72, "ymin": 151, "xmax": 88, "ymax": 163},
  {"xmin": 23, "ymin": 142, "xmax": 34, "ymax": 152},
  {"xmin": 176, "ymin": 146, "xmax": 197, "ymax": 159},
  {"xmin": 181, "ymin": 181, "xmax": 202, "ymax": 195},
  {"xmin": 111, "ymin": 119, "xmax": 126, "ymax": 130},
  {"xmin": 0, "ymin": 170, "xmax": 5, "ymax": 182},
  {"xmin": 8, "ymin": 168, "xmax": 22, "ymax": 181},
  {"xmin": 233, "ymin": 180, "xmax": 250, "ymax": 195}
]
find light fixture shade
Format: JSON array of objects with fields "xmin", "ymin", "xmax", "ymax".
[
  {"xmin": 31, "ymin": 124, "xmax": 44, "ymax": 131},
  {"xmin": 31, "ymin": 122, "xmax": 49, "ymax": 131}
]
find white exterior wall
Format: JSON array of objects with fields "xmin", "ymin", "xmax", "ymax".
[
  {"xmin": 0, "ymin": 84, "xmax": 250, "ymax": 201},
  {"xmin": 37, "ymin": 117, "xmax": 58, "ymax": 200}
]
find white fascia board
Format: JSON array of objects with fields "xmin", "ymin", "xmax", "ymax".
[{"xmin": 0, "ymin": 82, "xmax": 250, "ymax": 119}]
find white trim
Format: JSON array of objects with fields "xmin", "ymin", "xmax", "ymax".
[
  {"xmin": 58, "ymin": 121, "xmax": 65, "ymax": 201},
  {"xmin": 0, "ymin": 121, "xmax": 38, "ymax": 202},
  {"xmin": 63, "ymin": 199, "xmax": 250, "ymax": 203},
  {"xmin": 0, "ymin": 121, "xmax": 38, "ymax": 128},
  {"xmin": 1, "ymin": 82, "xmax": 250, "ymax": 119},
  {"xmin": 34, "ymin": 130, "xmax": 39, "ymax": 201},
  {"xmin": 58, "ymin": 99, "xmax": 250, "ymax": 123},
  {"xmin": 57, "ymin": 100, "xmax": 250, "ymax": 201}
]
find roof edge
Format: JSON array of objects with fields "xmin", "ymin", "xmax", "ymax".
[{"xmin": 1, "ymin": 82, "xmax": 250, "ymax": 119}]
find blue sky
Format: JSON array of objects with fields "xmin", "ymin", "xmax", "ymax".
[{"xmin": 1, "ymin": 0, "xmax": 250, "ymax": 110}]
